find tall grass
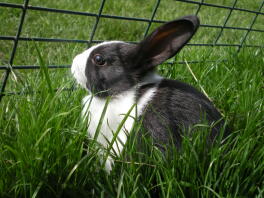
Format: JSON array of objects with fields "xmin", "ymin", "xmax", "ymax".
[{"xmin": 0, "ymin": 0, "xmax": 264, "ymax": 197}]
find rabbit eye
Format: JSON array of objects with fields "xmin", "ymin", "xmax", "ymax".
[{"xmin": 93, "ymin": 54, "xmax": 106, "ymax": 66}]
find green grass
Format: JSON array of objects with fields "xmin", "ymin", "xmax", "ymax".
[{"xmin": 0, "ymin": 0, "xmax": 264, "ymax": 197}]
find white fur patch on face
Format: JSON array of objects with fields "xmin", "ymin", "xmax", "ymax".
[
  {"xmin": 71, "ymin": 46, "xmax": 94, "ymax": 89},
  {"xmin": 71, "ymin": 41, "xmax": 125, "ymax": 90}
]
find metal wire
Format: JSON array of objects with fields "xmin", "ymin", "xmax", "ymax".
[
  {"xmin": 88, "ymin": 0, "xmax": 106, "ymax": 47},
  {"xmin": 214, "ymin": 0, "xmax": 238, "ymax": 45},
  {"xmin": 0, "ymin": 0, "xmax": 29, "ymax": 102},
  {"xmin": 143, "ymin": 0, "xmax": 161, "ymax": 37},
  {"xmin": 174, "ymin": 0, "xmax": 264, "ymax": 15},
  {"xmin": 195, "ymin": 0, "xmax": 204, "ymax": 16},
  {"xmin": 0, "ymin": 0, "xmax": 264, "ymax": 99},
  {"xmin": 237, "ymin": 1, "xmax": 264, "ymax": 52}
]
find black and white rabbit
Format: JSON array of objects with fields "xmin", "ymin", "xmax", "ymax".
[{"xmin": 71, "ymin": 15, "xmax": 227, "ymax": 171}]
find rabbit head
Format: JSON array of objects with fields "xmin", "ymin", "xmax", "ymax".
[{"xmin": 71, "ymin": 15, "xmax": 199, "ymax": 97}]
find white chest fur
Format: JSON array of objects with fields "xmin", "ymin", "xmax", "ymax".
[
  {"xmin": 82, "ymin": 86, "xmax": 158, "ymax": 171},
  {"xmin": 82, "ymin": 89, "xmax": 136, "ymax": 156}
]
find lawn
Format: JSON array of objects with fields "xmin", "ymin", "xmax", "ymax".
[{"xmin": 0, "ymin": 0, "xmax": 263, "ymax": 197}]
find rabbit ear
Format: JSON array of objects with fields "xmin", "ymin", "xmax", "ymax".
[{"xmin": 136, "ymin": 15, "xmax": 199, "ymax": 70}]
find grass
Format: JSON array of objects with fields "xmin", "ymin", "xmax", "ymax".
[{"xmin": 0, "ymin": 0, "xmax": 264, "ymax": 197}]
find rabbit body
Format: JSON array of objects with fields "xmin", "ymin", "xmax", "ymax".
[{"xmin": 71, "ymin": 16, "xmax": 226, "ymax": 171}]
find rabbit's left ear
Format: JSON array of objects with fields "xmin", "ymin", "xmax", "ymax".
[{"xmin": 136, "ymin": 15, "xmax": 199, "ymax": 70}]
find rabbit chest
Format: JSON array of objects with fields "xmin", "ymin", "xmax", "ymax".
[{"xmin": 82, "ymin": 86, "xmax": 158, "ymax": 155}]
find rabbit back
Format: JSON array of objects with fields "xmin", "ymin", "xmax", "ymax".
[{"xmin": 140, "ymin": 79, "xmax": 224, "ymax": 148}]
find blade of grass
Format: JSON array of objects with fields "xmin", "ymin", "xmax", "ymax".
[
  {"xmin": 184, "ymin": 59, "xmax": 211, "ymax": 101},
  {"xmin": 33, "ymin": 42, "xmax": 54, "ymax": 96},
  {"xmin": 92, "ymin": 95, "xmax": 111, "ymax": 145},
  {"xmin": 184, "ymin": 59, "xmax": 225, "ymax": 117},
  {"xmin": 116, "ymin": 172, "xmax": 124, "ymax": 198},
  {"xmin": 102, "ymin": 104, "xmax": 135, "ymax": 168}
]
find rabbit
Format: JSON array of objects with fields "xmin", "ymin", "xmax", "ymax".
[{"xmin": 71, "ymin": 15, "xmax": 227, "ymax": 172}]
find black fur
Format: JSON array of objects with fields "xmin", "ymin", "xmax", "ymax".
[
  {"xmin": 85, "ymin": 42, "xmax": 138, "ymax": 97},
  {"xmin": 141, "ymin": 79, "xmax": 225, "ymax": 148}
]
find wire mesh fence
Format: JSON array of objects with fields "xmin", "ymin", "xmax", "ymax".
[{"xmin": 0, "ymin": 0, "xmax": 263, "ymax": 101}]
